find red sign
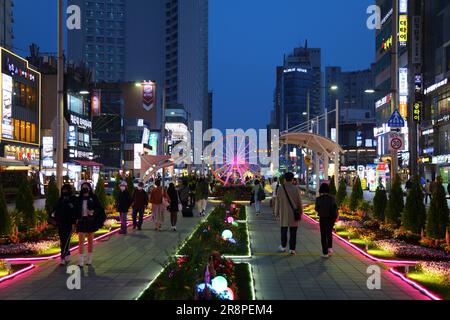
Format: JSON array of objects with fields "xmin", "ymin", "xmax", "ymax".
[
  {"xmin": 390, "ymin": 136, "xmax": 403, "ymax": 151},
  {"xmin": 91, "ymin": 90, "xmax": 101, "ymax": 116},
  {"xmin": 142, "ymin": 82, "xmax": 155, "ymax": 111}
]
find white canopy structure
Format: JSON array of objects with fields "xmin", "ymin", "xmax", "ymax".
[{"xmin": 280, "ymin": 132, "xmax": 343, "ymax": 195}]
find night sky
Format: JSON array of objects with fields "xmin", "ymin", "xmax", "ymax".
[{"xmin": 13, "ymin": 0, "xmax": 375, "ymax": 132}]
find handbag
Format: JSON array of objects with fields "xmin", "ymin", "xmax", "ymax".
[
  {"xmin": 177, "ymin": 191, "xmax": 183, "ymax": 212},
  {"xmin": 282, "ymin": 185, "xmax": 301, "ymax": 222}
]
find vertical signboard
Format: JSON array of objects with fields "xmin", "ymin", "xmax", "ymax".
[
  {"xmin": 91, "ymin": 89, "xmax": 101, "ymax": 116},
  {"xmin": 1, "ymin": 73, "xmax": 13, "ymax": 139},
  {"xmin": 142, "ymin": 81, "xmax": 155, "ymax": 111},
  {"xmin": 399, "ymin": 68, "xmax": 408, "ymax": 96},
  {"xmin": 413, "ymin": 75, "xmax": 423, "ymax": 123},
  {"xmin": 399, "ymin": 15, "xmax": 408, "ymax": 47},
  {"xmin": 399, "ymin": 0, "xmax": 408, "ymax": 14},
  {"xmin": 42, "ymin": 136, "xmax": 54, "ymax": 168},
  {"xmin": 412, "ymin": 16, "xmax": 422, "ymax": 64}
]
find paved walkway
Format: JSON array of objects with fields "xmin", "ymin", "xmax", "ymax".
[
  {"xmin": 248, "ymin": 201, "xmax": 430, "ymax": 300},
  {"xmin": 0, "ymin": 207, "xmax": 212, "ymax": 300}
]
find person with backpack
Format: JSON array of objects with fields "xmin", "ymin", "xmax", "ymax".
[
  {"xmin": 116, "ymin": 181, "xmax": 132, "ymax": 235},
  {"xmin": 76, "ymin": 182, "xmax": 106, "ymax": 267},
  {"xmin": 251, "ymin": 179, "xmax": 266, "ymax": 216},
  {"xmin": 131, "ymin": 182, "xmax": 148, "ymax": 231},
  {"xmin": 167, "ymin": 183, "xmax": 182, "ymax": 231},
  {"xmin": 275, "ymin": 172, "xmax": 303, "ymax": 255},
  {"xmin": 149, "ymin": 179, "xmax": 169, "ymax": 231},
  {"xmin": 51, "ymin": 184, "xmax": 78, "ymax": 266},
  {"xmin": 315, "ymin": 183, "xmax": 339, "ymax": 258}
]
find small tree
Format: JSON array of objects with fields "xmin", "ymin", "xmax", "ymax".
[
  {"xmin": 329, "ymin": 177, "xmax": 337, "ymax": 196},
  {"xmin": 16, "ymin": 177, "xmax": 36, "ymax": 231},
  {"xmin": 45, "ymin": 175, "xmax": 60, "ymax": 215},
  {"xmin": 0, "ymin": 186, "xmax": 11, "ymax": 237},
  {"xmin": 426, "ymin": 177, "xmax": 449, "ymax": 240},
  {"xmin": 113, "ymin": 173, "xmax": 122, "ymax": 206},
  {"xmin": 336, "ymin": 179, "xmax": 347, "ymax": 207},
  {"xmin": 95, "ymin": 176, "xmax": 107, "ymax": 209},
  {"xmin": 373, "ymin": 187, "xmax": 387, "ymax": 222},
  {"xmin": 126, "ymin": 174, "xmax": 135, "ymax": 195},
  {"xmin": 401, "ymin": 176, "xmax": 426, "ymax": 234},
  {"xmin": 385, "ymin": 175, "xmax": 404, "ymax": 226},
  {"xmin": 350, "ymin": 177, "xmax": 364, "ymax": 211}
]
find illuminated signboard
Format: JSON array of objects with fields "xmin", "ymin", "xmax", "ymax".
[
  {"xmin": 381, "ymin": 36, "xmax": 393, "ymax": 51},
  {"xmin": 399, "ymin": 68, "xmax": 408, "ymax": 96},
  {"xmin": 399, "ymin": 0, "xmax": 408, "ymax": 14},
  {"xmin": 424, "ymin": 78, "xmax": 448, "ymax": 95},
  {"xmin": 375, "ymin": 94, "xmax": 392, "ymax": 109},
  {"xmin": 134, "ymin": 144, "xmax": 144, "ymax": 170},
  {"xmin": 142, "ymin": 81, "xmax": 155, "ymax": 111},
  {"xmin": 149, "ymin": 132, "xmax": 159, "ymax": 156},
  {"xmin": 70, "ymin": 114, "xmax": 92, "ymax": 130},
  {"xmin": 413, "ymin": 101, "xmax": 422, "ymax": 122},
  {"xmin": 1, "ymin": 73, "xmax": 13, "ymax": 139},
  {"xmin": 399, "ymin": 15, "xmax": 408, "ymax": 47},
  {"xmin": 284, "ymin": 68, "xmax": 308, "ymax": 74},
  {"xmin": 399, "ymin": 96, "xmax": 408, "ymax": 119},
  {"xmin": 42, "ymin": 137, "xmax": 54, "ymax": 168},
  {"xmin": 91, "ymin": 90, "xmax": 101, "ymax": 116}
]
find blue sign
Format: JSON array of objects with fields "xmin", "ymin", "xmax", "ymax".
[{"xmin": 388, "ymin": 109, "xmax": 405, "ymax": 128}]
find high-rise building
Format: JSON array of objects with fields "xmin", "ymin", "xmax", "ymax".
[
  {"xmin": 165, "ymin": 0, "xmax": 209, "ymax": 129},
  {"xmin": 272, "ymin": 43, "xmax": 322, "ymax": 132},
  {"xmin": 419, "ymin": 0, "xmax": 450, "ymax": 183},
  {"xmin": 0, "ymin": 0, "xmax": 13, "ymax": 50},
  {"xmin": 68, "ymin": 0, "xmax": 209, "ymax": 132},
  {"xmin": 325, "ymin": 66, "xmax": 377, "ymax": 167}
]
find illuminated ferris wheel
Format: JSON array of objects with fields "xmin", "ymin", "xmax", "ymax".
[{"xmin": 208, "ymin": 134, "xmax": 260, "ymax": 186}]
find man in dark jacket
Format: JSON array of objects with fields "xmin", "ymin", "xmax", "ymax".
[
  {"xmin": 52, "ymin": 184, "xmax": 78, "ymax": 266},
  {"xmin": 315, "ymin": 183, "xmax": 338, "ymax": 258},
  {"xmin": 117, "ymin": 181, "xmax": 132, "ymax": 235},
  {"xmin": 131, "ymin": 182, "xmax": 148, "ymax": 230}
]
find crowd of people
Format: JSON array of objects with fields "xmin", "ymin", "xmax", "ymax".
[{"xmin": 50, "ymin": 176, "xmax": 213, "ymax": 268}]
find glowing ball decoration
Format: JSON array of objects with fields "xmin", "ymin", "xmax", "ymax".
[
  {"xmin": 219, "ymin": 288, "xmax": 235, "ymax": 300},
  {"xmin": 228, "ymin": 238, "xmax": 237, "ymax": 244},
  {"xmin": 211, "ymin": 276, "xmax": 228, "ymax": 293},
  {"xmin": 196, "ymin": 283, "xmax": 213, "ymax": 293},
  {"xmin": 226, "ymin": 217, "xmax": 235, "ymax": 224},
  {"xmin": 222, "ymin": 230, "xmax": 233, "ymax": 240},
  {"xmin": 232, "ymin": 221, "xmax": 239, "ymax": 227}
]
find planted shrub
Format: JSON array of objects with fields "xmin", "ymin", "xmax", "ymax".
[
  {"xmin": 113, "ymin": 173, "xmax": 122, "ymax": 206},
  {"xmin": 126, "ymin": 174, "xmax": 135, "ymax": 195},
  {"xmin": 45, "ymin": 175, "xmax": 60, "ymax": 215},
  {"xmin": 0, "ymin": 186, "xmax": 11, "ymax": 237},
  {"xmin": 336, "ymin": 179, "xmax": 347, "ymax": 208},
  {"xmin": 350, "ymin": 177, "xmax": 364, "ymax": 211},
  {"xmin": 95, "ymin": 176, "xmax": 107, "ymax": 209},
  {"xmin": 16, "ymin": 177, "xmax": 36, "ymax": 231},
  {"xmin": 329, "ymin": 177, "xmax": 337, "ymax": 196},
  {"xmin": 385, "ymin": 175, "xmax": 404, "ymax": 226},
  {"xmin": 401, "ymin": 176, "xmax": 426, "ymax": 234},
  {"xmin": 373, "ymin": 187, "xmax": 387, "ymax": 222},
  {"xmin": 426, "ymin": 177, "xmax": 450, "ymax": 240}
]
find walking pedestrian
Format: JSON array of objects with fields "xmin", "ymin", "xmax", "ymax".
[
  {"xmin": 149, "ymin": 179, "xmax": 168, "ymax": 231},
  {"xmin": 189, "ymin": 177, "xmax": 197, "ymax": 207},
  {"xmin": 131, "ymin": 182, "xmax": 148, "ymax": 230},
  {"xmin": 315, "ymin": 183, "xmax": 339, "ymax": 258},
  {"xmin": 275, "ymin": 172, "xmax": 303, "ymax": 255},
  {"xmin": 76, "ymin": 182, "xmax": 106, "ymax": 267},
  {"xmin": 167, "ymin": 183, "xmax": 181, "ymax": 231},
  {"xmin": 179, "ymin": 179, "xmax": 190, "ymax": 206},
  {"xmin": 270, "ymin": 177, "xmax": 280, "ymax": 215},
  {"xmin": 251, "ymin": 179, "xmax": 265, "ymax": 216},
  {"xmin": 117, "ymin": 181, "xmax": 132, "ymax": 235},
  {"xmin": 195, "ymin": 177, "xmax": 209, "ymax": 216},
  {"xmin": 51, "ymin": 184, "xmax": 78, "ymax": 266},
  {"xmin": 447, "ymin": 182, "xmax": 450, "ymax": 199},
  {"xmin": 424, "ymin": 179, "xmax": 431, "ymax": 204}
]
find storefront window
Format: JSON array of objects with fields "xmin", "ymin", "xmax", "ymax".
[
  {"xmin": 31, "ymin": 124, "xmax": 36, "ymax": 143},
  {"xmin": 14, "ymin": 119, "xmax": 20, "ymax": 141},
  {"xmin": 26, "ymin": 122, "xmax": 31, "ymax": 142}
]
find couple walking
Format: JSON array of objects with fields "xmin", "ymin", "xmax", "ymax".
[
  {"xmin": 274, "ymin": 173, "xmax": 338, "ymax": 257},
  {"xmin": 149, "ymin": 180, "xmax": 182, "ymax": 231},
  {"xmin": 116, "ymin": 181, "xmax": 148, "ymax": 234}
]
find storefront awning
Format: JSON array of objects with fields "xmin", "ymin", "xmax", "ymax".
[
  {"xmin": 0, "ymin": 157, "xmax": 25, "ymax": 167},
  {"xmin": 74, "ymin": 160, "xmax": 104, "ymax": 167}
]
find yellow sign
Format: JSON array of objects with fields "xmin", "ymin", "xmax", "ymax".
[
  {"xmin": 399, "ymin": 96, "xmax": 408, "ymax": 119},
  {"xmin": 399, "ymin": 15, "xmax": 408, "ymax": 46}
]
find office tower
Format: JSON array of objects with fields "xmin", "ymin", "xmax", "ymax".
[
  {"xmin": 325, "ymin": 66, "xmax": 377, "ymax": 167},
  {"xmin": 0, "ymin": 0, "xmax": 13, "ymax": 49}
]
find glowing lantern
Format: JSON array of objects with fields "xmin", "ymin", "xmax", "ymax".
[
  {"xmin": 219, "ymin": 287, "xmax": 235, "ymax": 300},
  {"xmin": 227, "ymin": 217, "xmax": 235, "ymax": 224},
  {"xmin": 196, "ymin": 283, "xmax": 213, "ymax": 293},
  {"xmin": 232, "ymin": 221, "xmax": 239, "ymax": 227},
  {"xmin": 211, "ymin": 276, "xmax": 228, "ymax": 293},
  {"xmin": 228, "ymin": 238, "xmax": 237, "ymax": 244},
  {"xmin": 222, "ymin": 230, "xmax": 233, "ymax": 240}
]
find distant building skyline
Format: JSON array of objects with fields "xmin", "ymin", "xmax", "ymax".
[{"xmin": 0, "ymin": 0, "xmax": 13, "ymax": 49}]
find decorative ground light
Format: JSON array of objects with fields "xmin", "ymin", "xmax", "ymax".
[
  {"xmin": 226, "ymin": 217, "xmax": 235, "ymax": 224},
  {"xmin": 222, "ymin": 230, "xmax": 233, "ymax": 240},
  {"xmin": 211, "ymin": 276, "xmax": 228, "ymax": 293}
]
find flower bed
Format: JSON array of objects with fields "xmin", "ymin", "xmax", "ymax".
[
  {"xmin": 373, "ymin": 240, "xmax": 450, "ymax": 261},
  {"xmin": 178, "ymin": 205, "xmax": 250, "ymax": 257},
  {"xmin": 211, "ymin": 185, "xmax": 253, "ymax": 201},
  {"xmin": 394, "ymin": 264, "xmax": 450, "ymax": 300},
  {"xmin": 139, "ymin": 202, "xmax": 253, "ymax": 301}
]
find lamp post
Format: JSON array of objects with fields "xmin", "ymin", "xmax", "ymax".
[{"xmin": 56, "ymin": 0, "xmax": 64, "ymax": 190}]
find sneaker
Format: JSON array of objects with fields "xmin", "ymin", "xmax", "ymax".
[
  {"xmin": 321, "ymin": 254, "xmax": 330, "ymax": 258},
  {"xmin": 60, "ymin": 259, "xmax": 67, "ymax": 266},
  {"xmin": 289, "ymin": 250, "xmax": 296, "ymax": 255},
  {"xmin": 78, "ymin": 254, "xmax": 85, "ymax": 267},
  {"xmin": 86, "ymin": 253, "xmax": 93, "ymax": 266},
  {"xmin": 278, "ymin": 246, "xmax": 287, "ymax": 253},
  {"xmin": 138, "ymin": 226, "xmax": 142, "ymax": 231}
]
